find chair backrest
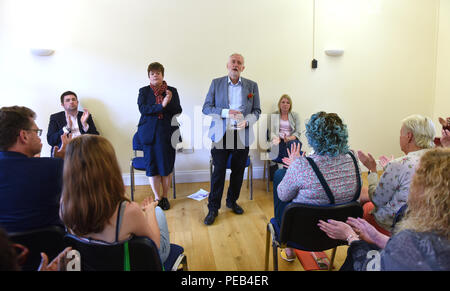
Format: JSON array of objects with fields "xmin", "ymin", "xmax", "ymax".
[
  {"xmin": 279, "ymin": 201, "xmax": 363, "ymax": 251},
  {"xmin": 8, "ymin": 225, "xmax": 66, "ymax": 271},
  {"xmin": 64, "ymin": 234, "xmax": 163, "ymax": 271},
  {"xmin": 132, "ymin": 132, "xmax": 144, "ymax": 151}
]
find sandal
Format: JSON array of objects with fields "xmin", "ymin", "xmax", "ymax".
[{"xmin": 280, "ymin": 248, "xmax": 296, "ymax": 262}]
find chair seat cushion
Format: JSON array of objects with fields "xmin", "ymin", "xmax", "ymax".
[
  {"xmin": 132, "ymin": 157, "xmax": 146, "ymax": 170},
  {"xmin": 163, "ymin": 243, "xmax": 184, "ymax": 271}
]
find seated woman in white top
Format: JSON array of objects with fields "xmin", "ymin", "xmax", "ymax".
[{"xmin": 269, "ymin": 94, "xmax": 302, "ymax": 163}]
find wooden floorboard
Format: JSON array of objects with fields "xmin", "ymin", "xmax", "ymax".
[{"xmin": 125, "ymin": 175, "xmax": 370, "ymax": 271}]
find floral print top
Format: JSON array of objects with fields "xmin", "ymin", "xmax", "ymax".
[
  {"xmin": 277, "ymin": 151, "xmax": 361, "ymax": 205},
  {"xmin": 368, "ymin": 149, "xmax": 428, "ymax": 231}
]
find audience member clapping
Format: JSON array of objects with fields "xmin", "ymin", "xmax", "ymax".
[
  {"xmin": 357, "ymin": 115, "xmax": 435, "ymax": 235},
  {"xmin": 319, "ymin": 147, "xmax": 450, "ymax": 271}
]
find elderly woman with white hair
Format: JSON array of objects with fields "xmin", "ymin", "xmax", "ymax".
[{"xmin": 357, "ymin": 114, "xmax": 436, "ymax": 235}]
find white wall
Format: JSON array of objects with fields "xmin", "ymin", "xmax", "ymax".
[
  {"xmin": 434, "ymin": 0, "xmax": 450, "ymax": 127},
  {"xmin": 0, "ymin": 0, "xmax": 442, "ymax": 183}
]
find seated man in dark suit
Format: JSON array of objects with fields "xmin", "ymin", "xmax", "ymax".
[
  {"xmin": 47, "ymin": 91, "xmax": 99, "ymax": 154},
  {"xmin": 0, "ymin": 106, "xmax": 69, "ymax": 233}
]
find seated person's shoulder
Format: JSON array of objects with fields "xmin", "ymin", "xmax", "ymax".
[
  {"xmin": 49, "ymin": 111, "xmax": 65, "ymax": 118},
  {"xmin": 124, "ymin": 201, "xmax": 144, "ymax": 218}
]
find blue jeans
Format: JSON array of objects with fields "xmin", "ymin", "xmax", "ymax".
[
  {"xmin": 273, "ymin": 168, "xmax": 291, "ymax": 226},
  {"xmin": 155, "ymin": 206, "xmax": 170, "ymax": 263}
]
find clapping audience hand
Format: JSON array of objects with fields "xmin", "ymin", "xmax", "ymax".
[
  {"xmin": 357, "ymin": 150, "xmax": 377, "ymax": 173},
  {"xmin": 441, "ymin": 129, "xmax": 450, "ymax": 148},
  {"xmin": 53, "ymin": 133, "xmax": 72, "ymax": 159},
  {"xmin": 282, "ymin": 142, "xmax": 301, "ymax": 168},
  {"xmin": 317, "ymin": 219, "xmax": 356, "ymax": 241},
  {"xmin": 379, "ymin": 155, "xmax": 394, "ymax": 169},
  {"xmin": 38, "ymin": 247, "xmax": 72, "ymax": 271},
  {"xmin": 162, "ymin": 90, "xmax": 173, "ymax": 108},
  {"xmin": 80, "ymin": 109, "xmax": 90, "ymax": 128},
  {"xmin": 141, "ymin": 197, "xmax": 158, "ymax": 212},
  {"xmin": 346, "ymin": 217, "xmax": 379, "ymax": 246},
  {"xmin": 272, "ymin": 136, "xmax": 281, "ymax": 145}
]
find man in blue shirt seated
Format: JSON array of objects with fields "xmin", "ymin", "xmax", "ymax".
[{"xmin": 0, "ymin": 106, "xmax": 69, "ymax": 233}]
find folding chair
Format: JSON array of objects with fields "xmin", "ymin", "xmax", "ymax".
[
  {"xmin": 130, "ymin": 132, "xmax": 177, "ymax": 201},
  {"xmin": 8, "ymin": 225, "xmax": 66, "ymax": 271},
  {"xmin": 265, "ymin": 201, "xmax": 363, "ymax": 271},
  {"xmin": 64, "ymin": 233, "xmax": 187, "ymax": 271}
]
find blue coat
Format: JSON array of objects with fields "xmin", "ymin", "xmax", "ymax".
[
  {"xmin": 137, "ymin": 85, "xmax": 182, "ymax": 145},
  {"xmin": 0, "ymin": 151, "xmax": 64, "ymax": 233}
]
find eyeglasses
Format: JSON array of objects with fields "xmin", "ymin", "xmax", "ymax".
[{"xmin": 24, "ymin": 128, "xmax": 43, "ymax": 136}]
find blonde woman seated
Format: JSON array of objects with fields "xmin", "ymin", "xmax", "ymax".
[
  {"xmin": 319, "ymin": 147, "xmax": 450, "ymax": 271},
  {"xmin": 60, "ymin": 135, "xmax": 171, "ymax": 263},
  {"xmin": 269, "ymin": 94, "xmax": 302, "ymax": 164}
]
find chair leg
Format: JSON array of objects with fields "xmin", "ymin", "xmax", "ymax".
[
  {"xmin": 130, "ymin": 163, "xmax": 135, "ymax": 201},
  {"xmin": 263, "ymin": 160, "xmax": 266, "ymax": 182},
  {"xmin": 172, "ymin": 171, "xmax": 176, "ymax": 199},
  {"xmin": 272, "ymin": 242, "xmax": 278, "ymax": 271},
  {"xmin": 247, "ymin": 168, "xmax": 249, "ymax": 189},
  {"xmin": 265, "ymin": 224, "xmax": 271, "ymax": 271},
  {"xmin": 328, "ymin": 247, "xmax": 337, "ymax": 271},
  {"xmin": 249, "ymin": 163, "xmax": 253, "ymax": 200}
]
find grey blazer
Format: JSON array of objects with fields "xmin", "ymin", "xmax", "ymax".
[
  {"xmin": 269, "ymin": 111, "xmax": 301, "ymax": 140},
  {"xmin": 202, "ymin": 76, "xmax": 261, "ymax": 146}
]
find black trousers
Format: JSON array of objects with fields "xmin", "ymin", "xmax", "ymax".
[{"xmin": 208, "ymin": 130, "xmax": 249, "ymax": 212}]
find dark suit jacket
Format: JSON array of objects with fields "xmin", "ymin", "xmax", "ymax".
[
  {"xmin": 0, "ymin": 151, "xmax": 64, "ymax": 233},
  {"xmin": 137, "ymin": 85, "xmax": 182, "ymax": 145},
  {"xmin": 47, "ymin": 111, "xmax": 99, "ymax": 151}
]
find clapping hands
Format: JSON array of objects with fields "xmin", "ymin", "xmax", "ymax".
[
  {"xmin": 282, "ymin": 142, "xmax": 303, "ymax": 168},
  {"xmin": 53, "ymin": 133, "xmax": 72, "ymax": 159},
  {"xmin": 162, "ymin": 90, "xmax": 173, "ymax": 108},
  {"xmin": 141, "ymin": 197, "xmax": 158, "ymax": 214},
  {"xmin": 80, "ymin": 109, "xmax": 90, "ymax": 127},
  {"xmin": 379, "ymin": 155, "xmax": 394, "ymax": 169},
  {"xmin": 357, "ymin": 150, "xmax": 377, "ymax": 173}
]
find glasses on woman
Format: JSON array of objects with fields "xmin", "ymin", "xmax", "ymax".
[{"xmin": 25, "ymin": 128, "xmax": 43, "ymax": 136}]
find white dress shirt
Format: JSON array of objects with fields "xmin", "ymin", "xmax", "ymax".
[{"xmin": 221, "ymin": 77, "xmax": 244, "ymax": 118}]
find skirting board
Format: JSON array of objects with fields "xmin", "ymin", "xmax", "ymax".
[
  {"xmin": 122, "ymin": 160, "xmax": 382, "ymax": 186},
  {"xmin": 123, "ymin": 166, "xmax": 265, "ymax": 186}
]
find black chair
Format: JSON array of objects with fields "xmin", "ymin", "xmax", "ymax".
[
  {"xmin": 130, "ymin": 132, "xmax": 178, "ymax": 201},
  {"xmin": 265, "ymin": 201, "xmax": 363, "ymax": 271},
  {"xmin": 64, "ymin": 233, "xmax": 187, "ymax": 271},
  {"xmin": 8, "ymin": 225, "xmax": 66, "ymax": 271}
]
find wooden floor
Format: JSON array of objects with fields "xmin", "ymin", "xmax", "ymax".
[{"xmin": 125, "ymin": 173, "xmax": 370, "ymax": 271}]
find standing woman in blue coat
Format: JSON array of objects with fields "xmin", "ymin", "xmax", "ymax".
[{"xmin": 137, "ymin": 62, "xmax": 182, "ymax": 210}]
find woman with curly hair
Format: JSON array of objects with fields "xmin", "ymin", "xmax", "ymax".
[
  {"xmin": 273, "ymin": 111, "xmax": 362, "ymax": 261},
  {"xmin": 318, "ymin": 147, "xmax": 450, "ymax": 270}
]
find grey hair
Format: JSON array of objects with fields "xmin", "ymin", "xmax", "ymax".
[{"xmin": 401, "ymin": 114, "xmax": 436, "ymax": 149}]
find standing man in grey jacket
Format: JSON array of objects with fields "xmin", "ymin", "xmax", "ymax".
[{"xmin": 202, "ymin": 53, "xmax": 261, "ymax": 225}]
